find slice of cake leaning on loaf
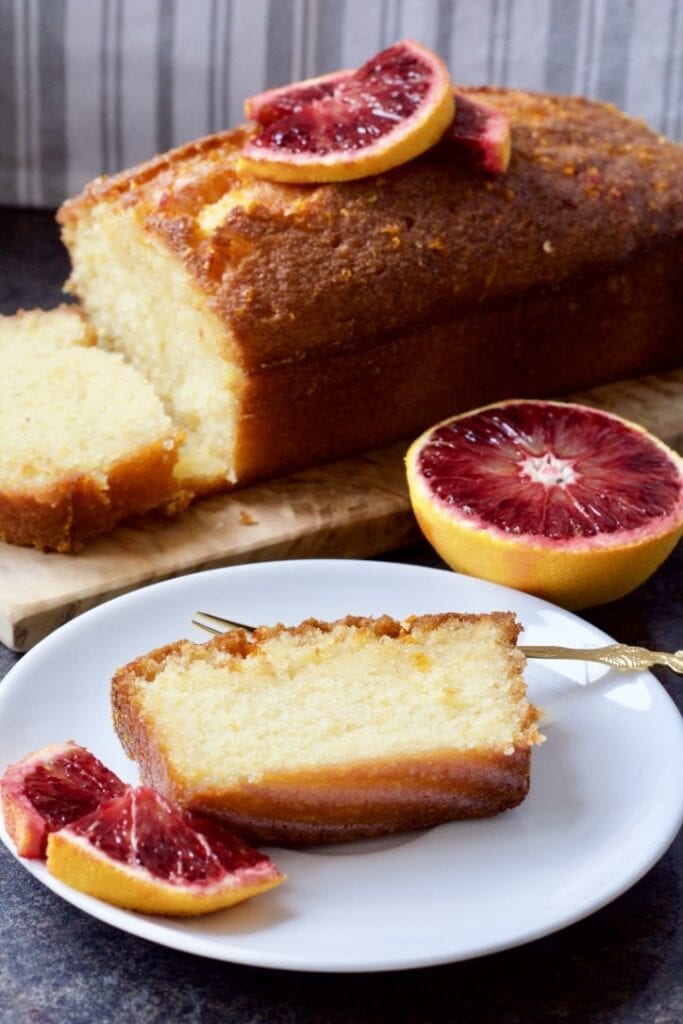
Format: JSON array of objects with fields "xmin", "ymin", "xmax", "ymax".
[
  {"xmin": 111, "ymin": 612, "xmax": 543, "ymax": 846},
  {"xmin": 59, "ymin": 88, "xmax": 683, "ymax": 500},
  {"xmin": 0, "ymin": 306, "xmax": 181, "ymax": 552}
]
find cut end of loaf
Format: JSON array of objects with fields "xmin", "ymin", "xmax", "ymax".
[
  {"xmin": 60, "ymin": 200, "xmax": 245, "ymax": 496},
  {"xmin": 112, "ymin": 612, "xmax": 543, "ymax": 846}
]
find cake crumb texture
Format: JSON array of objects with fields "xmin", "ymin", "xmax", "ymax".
[
  {"xmin": 112, "ymin": 612, "xmax": 543, "ymax": 846},
  {"xmin": 0, "ymin": 306, "xmax": 181, "ymax": 551}
]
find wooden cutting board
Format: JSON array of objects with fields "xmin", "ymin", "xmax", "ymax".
[{"xmin": 2, "ymin": 367, "xmax": 682, "ymax": 652}]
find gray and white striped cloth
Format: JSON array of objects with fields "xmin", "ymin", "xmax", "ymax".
[{"xmin": 1, "ymin": 0, "xmax": 682, "ymax": 209}]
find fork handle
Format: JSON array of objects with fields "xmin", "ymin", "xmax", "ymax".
[{"xmin": 520, "ymin": 643, "xmax": 683, "ymax": 674}]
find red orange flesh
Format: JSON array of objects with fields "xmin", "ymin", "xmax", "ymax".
[
  {"xmin": 239, "ymin": 40, "xmax": 455, "ymax": 183},
  {"xmin": 245, "ymin": 70, "xmax": 512, "ymax": 176},
  {"xmin": 406, "ymin": 400, "xmax": 683, "ymax": 609},
  {"xmin": 1, "ymin": 741, "xmax": 125, "ymax": 858},
  {"xmin": 441, "ymin": 93, "xmax": 511, "ymax": 173},
  {"xmin": 46, "ymin": 786, "xmax": 284, "ymax": 916},
  {"xmin": 245, "ymin": 69, "xmax": 349, "ymax": 125}
]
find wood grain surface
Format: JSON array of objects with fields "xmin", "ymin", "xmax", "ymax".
[{"xmin": 2, "ymin": 366, "xmax": 682, "ymax": 652}]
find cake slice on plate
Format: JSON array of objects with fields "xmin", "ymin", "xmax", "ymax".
[{"xmin": 112, "ymin": 611, "xmax": 543, "ymax": 846}]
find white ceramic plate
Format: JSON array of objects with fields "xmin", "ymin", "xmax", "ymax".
[{"xmin": 1, "ymin": 559, "xmax": 682, "ymax": 973}]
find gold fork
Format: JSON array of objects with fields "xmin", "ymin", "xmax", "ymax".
[{"xmin": 191, "ymin": 611, "xmax": 683, "ymax": 676}]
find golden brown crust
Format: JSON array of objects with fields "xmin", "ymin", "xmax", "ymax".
[
  {"xmin": 59, "ymin": 87, "xmax": 683, "ymax": 495},
  {"xmin": 226, "ymin": 240, "xmax": 683, "ymax": 486},
  {"xmin": 0, "ymin": 440, "xmax": 179, "ymax": 552},
  {"xmin": 59, "ymin": 88, "xmax": 683, "ymax": 371},
  {"xmin": 111, "ymin": 612, "xmax": 539, "ymax": 846},
  {"xmin": 182, "ymin": 747, "xmax": 532, "ymax": 847},
  {"xmin": 251, "ymin": 611, "xmax": 522, "ymax": 643}
]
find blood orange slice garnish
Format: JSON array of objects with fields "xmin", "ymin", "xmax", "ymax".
[
  {"xmin": 1, "ymin": 741, "xmax": 125, "ymax": 858},
  {"xmin": 239, "ymin": 40, "xmax": 455, "ymax": 183},
  {"xmin": 245, "ymin": 71, "xmax": 511, "ymax": 177},
  {"xmin": 244, "ymin": 69, "xmax": 349, "ymax": 126},
  {"xmin": 441, "ymin": 92, "xmax": 511, "ymax": 173},
  {"xmin": 406, "ymin": 400, "xmax": 683, "ymax": 610},
  {"xmin": 46, "ymin": 786, "xmax": 284, "ymax": 916}
]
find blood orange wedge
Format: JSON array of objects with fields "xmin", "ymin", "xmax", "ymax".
[
  {"xmin": 46, "ymin": 786, "xmax": 284, "ymax": 916},
  {"xmin": 442, "ymin": 92, "xmax": 511, "ymax": 173},
  {"xmin": 1, "ymin": 741, "xmax": 125, "ymax": 858},
  {"xmin": 239, "ymin": 40, "xmax": 455, "ymax": 183},
  {"xmin": 405, "ymin": 400, "xmax": 683, "ymax": 610},
  {"xmin": 245, "ymin": 72, "xmax": 511, "ymax": 176},
  {"xmin": 244, "ymin": 69, "xmax": 349, "ymax": 125}
]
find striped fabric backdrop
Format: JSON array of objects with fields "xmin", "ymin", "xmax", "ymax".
[{"xmin": 1, "ymin": 0, "xmax": 682, "ymax": 208}]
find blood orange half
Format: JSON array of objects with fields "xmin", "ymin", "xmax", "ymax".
[
  {"xmin": 405, "ymin": 400, "xmax": 683, "ymax": 610},
  {"xmin": 1, "ymin": 741, "xmax": 125, "ymax": 858},
  {"xmin": 46, "ymin": 786, "xmax": 284, "ymax": 916},
  {"xmin": 239, "ymin": 40, "xmax": 455, "ymax": 183}
]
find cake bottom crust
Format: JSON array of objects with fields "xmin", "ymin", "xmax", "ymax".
[
  {"xmin": 144, "ymin": 748, "xmax": 532, "ymax": 848},
  {"xmin": 0, "ymin": 441, "xmax": 179, "ymax": 552}
]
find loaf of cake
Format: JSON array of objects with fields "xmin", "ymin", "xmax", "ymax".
[
  {"xmin": 59, "ymin": 88, "xmax": 683, "ymax": 498},
  {"xmin": 0, "ymin": 306, "xmax": 181, "ymax": 551},
  {"xmin": 111, "ymin": 612, "xmax": 542, "ymax": 846}
]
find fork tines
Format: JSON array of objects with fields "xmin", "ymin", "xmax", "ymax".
[{"xmin": 192, "ymin": 611, "xmax": 255, "ymax": 636}]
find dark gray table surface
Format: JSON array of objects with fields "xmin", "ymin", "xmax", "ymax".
[{"xmin": 0, "ymin": 206, "xmax": 681, "ymax": 1024}]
